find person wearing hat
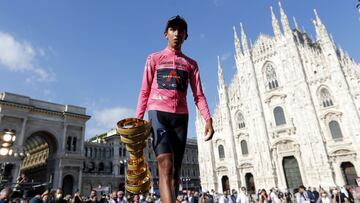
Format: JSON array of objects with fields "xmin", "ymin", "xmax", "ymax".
[{"xmin": 136, "ymin": 15, "xmax": 214, "ymax": 203}]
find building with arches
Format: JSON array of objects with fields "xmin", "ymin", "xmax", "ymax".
[
  {"xmin": 196, "ymin": 4, "xmax": 360, "ymax": 193},
  {"xmin": 0, "ymin": 92, "xmax": 90, "ymax": 194},
  {"xmin": 82, "ymin": 130, "xmax": 201, "ymax": 195},
  {"xmin": 0, "ymin": 92, "xmax": 201, "ymax": 195}
]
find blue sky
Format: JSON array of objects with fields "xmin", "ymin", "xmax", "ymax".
[{"xmin": 0, "ymin": 1, "xmax": 359, "ymax": 140}]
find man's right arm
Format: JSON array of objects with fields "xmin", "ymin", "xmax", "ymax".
[{"xmin": 136, "ymin": 55, "xmax": 155, "ymax": 119}]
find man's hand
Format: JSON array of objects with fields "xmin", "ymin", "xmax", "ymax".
[{"xmin": 204, "ymin": 118, "xmax": 214, "ymax": 141}]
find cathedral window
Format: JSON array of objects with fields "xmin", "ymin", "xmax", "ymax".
[
  {"xmin": 66, "ymin": 137, "xmax": 72, "ymax": 151},
  {"xmin": 98, "ymin": 162, "xmax": 104, "ymax": 172},
  {"xmin": 264, "ymin": 63, "xmax": 279, "ymax": 90},
  {"xmin": 236, "ymin": 112, "xmax": 246, "ymax": 129},
  {"xmin": 320, "ymin": 88, "xmax": 334, "ymax": 107},
  {"xmin": 274, "ymin": 106, "xmax": 286, "ymax": 126},
  {"xmin": 240, "ymin": 140, "xmax": 249, "ymax": 155},
  {"xmin": 329, "ymin": 120, "xmax": 343, "ymax": 140},
  {"xmin": 218, "ymin": 145, "xmax": 225, "ymax": 159},
  {"xmin": 72, "ymin": 137, "xmax": 77, "ymax": 151}
]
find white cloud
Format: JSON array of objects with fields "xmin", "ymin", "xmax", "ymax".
[
  {"xmin": 0, "ymin": 31, "xmax": 53, "ymax": 81},
  {"xmin": 85, "ymin": 106, "xmax": 150, "ymax": 139},
  {"xmin": 93, "ymin": 107, "xmax": 136, "ymax": 130},
  {"xmin": 220, "ymin": 51, "xmax": 232, "ymax": 62}
]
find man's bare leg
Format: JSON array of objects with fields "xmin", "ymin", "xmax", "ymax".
[{"xmin": 157, "ymin": 153, "xmax": 175, "ymax": 203}]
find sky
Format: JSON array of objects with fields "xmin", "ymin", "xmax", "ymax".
[{"xmin": 0, "ymin": 0, "xmax": 359, "ymax": 140}]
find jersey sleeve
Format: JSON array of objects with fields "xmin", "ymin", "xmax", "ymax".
[
  {"xmin": 136, "ymin": 55, "xmax": 155, "ymax": 119},
  {"xmin": 189, "ymin": 62, "xmax": 211, "ymax": 121}
]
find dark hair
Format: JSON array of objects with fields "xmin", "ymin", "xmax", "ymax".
[
  {"xmin": 299, "ymin": 185, "xmax": 306, "ymax": 190},
  {"xmin": 164, "ymin": 15, "xmax": 188, "ymax": 39}
]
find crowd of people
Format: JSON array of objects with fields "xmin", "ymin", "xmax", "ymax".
[{"xmin": 0, "ymin": 185, "xmax": 360, "ymax": 203}]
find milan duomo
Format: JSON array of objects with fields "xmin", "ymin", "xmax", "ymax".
[{"xmin": 195, "ymin": 3, "xmax": 360, "ymax": 193}]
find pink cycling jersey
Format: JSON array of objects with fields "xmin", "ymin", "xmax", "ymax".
[{"xmin": 136, "ymin": 47, "xmax": 211, "ymax": 121}]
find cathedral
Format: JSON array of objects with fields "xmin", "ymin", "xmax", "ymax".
[{"xmin": 195, "ymin": 3, "xmax": 360, "ymax": 193}]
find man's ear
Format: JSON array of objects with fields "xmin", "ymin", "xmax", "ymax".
[{"xmin": 164, "ymin": 32, "xmax": 168, "ymax": 39}]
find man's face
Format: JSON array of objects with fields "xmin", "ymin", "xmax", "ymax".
[
  {"xmin": 117, "ymin": 192, "xmax": 123, "ymax": 199},
  {"xmin": 90, "ymin": 191, "xmax": 96, "ymax": 198},
  {"xmin": 165, "ymin": 26, "xmax": 186, "ymax": 50},
  {"xmin": 299, "ymin": 188, "xmax": 305, "ymax": 193}
]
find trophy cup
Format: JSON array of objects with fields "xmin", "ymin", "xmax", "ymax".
[{"xmin": 116, "ymin": 118, "xmax": 152, "ymax": 194}]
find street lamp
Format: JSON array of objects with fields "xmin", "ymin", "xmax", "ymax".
[
  {"xmin": 119, "ymin": 159, "xmax": 127, "ymax": 192},
  {"xmin": 182, "ymin": 176, "xmax": 191, "ymax": 191},
  {"xmin": 0, "ymin": 129, "xmax": 16, "ymax": 156}
]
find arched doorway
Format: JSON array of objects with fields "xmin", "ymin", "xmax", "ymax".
[
  {"xmin": 283, "ymin": 156, "xmax": 303, "ymax": 190},
  {"xmin": 245, "ymin": 173, "xmax": 255, "ymax": 194},
  {"xmin": 221, "ymin": 176, "xmax": 230, "ymax": 192},
  {"xmin": 341, "ymin": 162, "xmax": 358, "ymax": 185},
  {"xmin": 21, "ymin": 131, "xmax": 58, "ymax": 186},
  {"xmin": 62, "ymin": 175, "xmax": 74, "ymax": 195}
]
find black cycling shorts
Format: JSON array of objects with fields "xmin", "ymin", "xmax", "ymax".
[{"xmin": 148, "ymin": 110, "xmax": 188, "ymax": 163}]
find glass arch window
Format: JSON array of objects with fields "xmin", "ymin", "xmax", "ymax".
[
  {"xmin": 329, "ymin": 120, "xmax": 343, "ymax": 140},
  {"xmin": 274, "ymin": 106, "xmax": 286, "ymax": 126},
  {"xmin": 241, "ymin": 140, "xmax": 249, "ymax": 155},
  {"xmin": 218, "ymin": 145, "xmax": 225, "ymax": 159}
]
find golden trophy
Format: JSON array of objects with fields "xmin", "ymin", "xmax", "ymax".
[{"xmin": 116, "ymin": 118, "xmax": 152, "ymax": 194}]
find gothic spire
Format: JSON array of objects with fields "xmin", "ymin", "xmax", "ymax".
[
  {"xmin": 240, "ymin": 22, "xmax": 249, "ymax": 55},
  {"xmin": 278, "ymin": 2, "xmax": 292, "ymax": 35},
  {"xmin": 270, "ymin": 6, "xmax": 282, "ymax": 39},
  {"xmin": 293, "ymin": 16, "xmax": 299, "ymax": 30},
  {"xmin": 314, "ymin": 9, "xmax": 322, "ymax": 26},
  {"xmin": 312, "ymin": 9, "xmax": 330, "ymax": 43},
  {"xmin": 233, "ymin": 26, "xmax": 243, "ymax": 58},
  {"xmin": 217, "ymin": 56, "xmax": 225, "ymax": 89}
]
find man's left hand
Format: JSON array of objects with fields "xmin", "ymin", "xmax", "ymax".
[{"xmin": 204, "ymin": 118, "xmax": 214, "ymax": 141}]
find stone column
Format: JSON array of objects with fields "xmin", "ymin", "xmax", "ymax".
[
  {"xmin": 62, "ymin": 124, "xmax": 68, "ymax": 154},
  {"xmin": 16, "ymin": 117, "xmax": 27, "ymax": 146},
  {"xmin": 58, "ymin": 166, "xmax": 63, "ymax": 188},
  {"xmin": 0, "ymin": 114, "xmax": 3, "ymax": 124},
  {"xmin": 333, "ymin": 161, "xmax": 345, "ymax": 186},
  {"xmin": 80, "ymin": 126, "xmax": 85, "ymax": 154},
  {"xmin": 240, "ymin": 170, "xmax": 246, "ymax": 187},
  {"xmin": 78, "ymin": 169, "xmax": 83, "ymax": 192}
]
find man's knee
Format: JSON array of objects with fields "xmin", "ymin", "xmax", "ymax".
[{"xmin": 157, "ymin": 154, "xmax": 173, "ymax": 174}]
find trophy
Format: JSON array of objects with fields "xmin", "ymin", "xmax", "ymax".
[{"xmin": 116, "ymin": 118, "xmax": 152, "ymax": 194}]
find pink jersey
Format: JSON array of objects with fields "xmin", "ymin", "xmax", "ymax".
[{"xmin": 136, "ymin": 48, "xmax": 211, "ymax": 121}]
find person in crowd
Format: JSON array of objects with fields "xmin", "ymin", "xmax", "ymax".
[
  {"xmin": 117, "ymin": 191, "xmax": 126, "ymax": 203},
  {"xmin": 54, "ymin": 188, "xmax": 67, "ymax": 203},
  {"xmin": 331, "ymin": 188, "xmax": 349, "ymax": 203},
  {"xmin": 297, "ymin": 185, "xmax": 315, "ymax": 203},
  {"xmin": 29, "ymin": 195, "xmax": 42, "ymax": 203},
  {"xmin": 86, "ymin": 190, "xmax": 98, "ymax": 203},
  {"xmin": 258, "ymin": 189, "xmax": 268, "ymax": 203},
  {"xmin": 312, "ymin": 188, "xmax": 319, "ymax": 203},
  {"xmin": 145, "ymin": 194, "xmax": 153, "ymax": 203},
  {"xmin": 278, "ymin": 192, "xmax": 287, "ymax": 203},
  {"xmin": 236, "ymin": 187, "xmax": 249, "ymax": 203},
  {"xmin": 316, "ymin": 190, "xmax": 330, "ymax": 203},
  {"xmin": 72, "ymin": 190, "xmax": 82, "ymax": 203},
  {"xmin": 191, "ymin": 192, "xmax": 199, "ymax": 203},
  {"xmin": 0, "ymin": 187, "xmax": 12, "ymax": 203},
  {"xmin": 285, "ymin": 190, "xmax": 292, "ymax": 203},
  {"xmin": 42, "ymin": 190, "xmax": 50, "ymax": 203},
  {"xmin": 132, "ymin": 195, "xmax": 140, "ymax": 203}
]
